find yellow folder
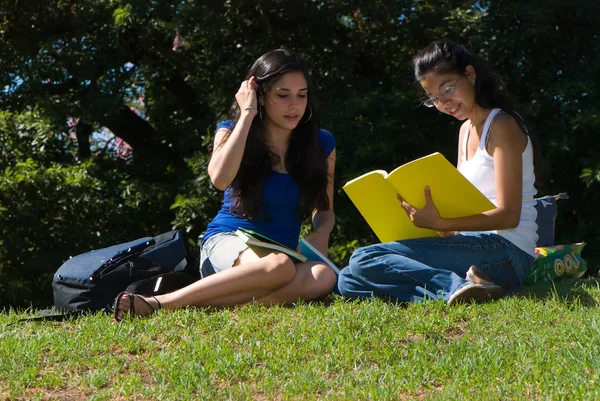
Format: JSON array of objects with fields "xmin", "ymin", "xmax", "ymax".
[{"xmin": 343, "ymin": 152, "xmax": 496, "ymax": 242}]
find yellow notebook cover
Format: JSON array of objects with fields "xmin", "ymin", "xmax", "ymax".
[{"xmin": 343, "ymin": 152, "xmax": 496, "ymax": 242}]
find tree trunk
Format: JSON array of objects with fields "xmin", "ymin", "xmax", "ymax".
[{"xmin": 75, "ymin": 121, "xmax": 92, "ymax": 160}]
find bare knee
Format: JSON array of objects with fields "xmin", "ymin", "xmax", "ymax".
[
  {"xmin": 263, "ymin": 253, "xmax": 296, "ymax": 284},
  {"xmin": 304, "ymin": 264, "xmax": 338, "ymax": 300}
]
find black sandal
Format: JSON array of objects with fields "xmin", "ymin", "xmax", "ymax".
[{"xmin": 113, "ymin": 292, "xmax": 162, "ymax": 322}]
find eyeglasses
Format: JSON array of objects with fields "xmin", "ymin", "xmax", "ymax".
[{"xmin": 423, "ymin": 77, "xmax": 461, "ymax": 108}]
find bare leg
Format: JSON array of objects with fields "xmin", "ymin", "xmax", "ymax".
[
  {"xmin": 256, "ymin": 261, "xmax": 337, "ymax": 306},
  {"xmin": 165, "ymin": 262, "xmax": 337, "ymax": 307},
  {"xmin": 114, "ymin": 252, "xmax": 295, "ymax": 320}
]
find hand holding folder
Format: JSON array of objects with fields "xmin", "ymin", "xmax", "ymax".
[{"xmin": 343, "ymin": 152, "xmax": 496, "ymax": 242}]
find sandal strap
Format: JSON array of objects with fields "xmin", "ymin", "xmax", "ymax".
[
  {"xmin": 151, "ymin": 296, "xmax": 162, "ymax": 310},
  {"xmin": 129, "ymin": 293, "xmax": 136, "ymax": 316},
  {"xmin": 133, "ymin": 294, "xmax": 160, "ymax": 313},
  {"xmin": 114, "ymin": 292, "xmax": 160, "ymax": 321}
]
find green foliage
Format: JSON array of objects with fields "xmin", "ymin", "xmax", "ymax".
[
  {"xmin": 0, "ymin": 158, "xmax": 175, "ymax": 307},
  {"xmin": 169, "ymin": 134, "xmax": 222, "ymax": 252},
  {"xmin": 112, "ymin": 4, "xmax": 133, "ymax": 27},
  {"xmin": 0, "ymin": 0, "xmax": 599, "ymax": 306},
  {"xmin": 0, "ymin": 109, "xmax": 78, "ymax": 167}
]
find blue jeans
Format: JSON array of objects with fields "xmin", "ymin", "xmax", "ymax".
[{"xmin": 337, "ymin": 233, "xmax": 534, "ymax": 303}]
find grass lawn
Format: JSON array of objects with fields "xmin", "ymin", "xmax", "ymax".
[{"xmin": 2, "ymin": 278, "xmax": 600, "ymax": 401}]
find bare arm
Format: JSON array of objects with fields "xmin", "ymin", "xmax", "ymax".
[
  {"xmin": 208, "ymin": 78, "xmax": 258, "ymax": 190},
  {"xmin": 402, "ymin": 114, "xmax": 527, "ymax": 232},
  {"xmin": 456, "ymin": 120, "xmax": 470, "ymax": 170},
  {"xmin": 303, "ymin": 148, "xmax": 336, "ymax": 255}
]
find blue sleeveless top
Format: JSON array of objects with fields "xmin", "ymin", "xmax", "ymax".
[{"xmin": 202, "ymin": 120, "xmax": 336, "ymax": 249}]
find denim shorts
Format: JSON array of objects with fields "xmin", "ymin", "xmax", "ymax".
[{"xmin": 199, "ymin": 232, "xmax": 249, "ymax": 278}]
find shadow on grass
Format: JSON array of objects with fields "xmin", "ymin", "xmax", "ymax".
[{"xmin": 515, "ymin": 277, "xmax": 600, "ymax": 307}]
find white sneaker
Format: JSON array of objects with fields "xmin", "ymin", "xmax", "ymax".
[
  {"xmin": 466, "ymin": 265, "xmax": 495, "ymax": 286},
  {"xmin": 447, "ymin": 283, "xmax": 503, "ymax": 306}
]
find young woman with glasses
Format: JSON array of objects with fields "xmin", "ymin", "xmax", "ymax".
[
  {"xmin": 337, "ymin": 40, "xmax": 541, "ymax": 305},
  {"xmin": 115, "ymin": 49, "xmax": 337, "ymax": 320}
]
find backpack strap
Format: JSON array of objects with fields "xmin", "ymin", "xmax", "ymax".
[
  {"xmin": 7, "ymin": 310, "xmax": 86, "ymax": 326},
  {"xmin": 125, "ymin": 271, "xmax": 198, "ymax": 295}
]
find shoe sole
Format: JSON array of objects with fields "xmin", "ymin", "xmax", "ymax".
[{"xmin": 447, "ymin": 283, "xmax": 503, "ymax": 306}]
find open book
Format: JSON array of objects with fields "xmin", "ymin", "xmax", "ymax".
[
  {"xmin": 235, "ymin": 229, "xmax": 307, "ymax": 262},
  {"xmin": 299, "ymin": 238, "xmax": 340, "ymax": 274},
  {"xmin": 235, "ymin": 228, "xmax": 339, "ymax": 273},
  {"xmin": 343, "ymin": 152, "xmax": 496, "ymax": 242}
]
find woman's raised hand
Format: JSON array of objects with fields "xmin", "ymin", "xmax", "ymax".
[{"xmin": 236, "ymin": 76, "xmax": 259, "ymax": 116}]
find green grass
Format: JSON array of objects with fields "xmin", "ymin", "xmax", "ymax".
[{"xmin": 2, "ymin": 278, "xmax": 600, "ymax": 400}]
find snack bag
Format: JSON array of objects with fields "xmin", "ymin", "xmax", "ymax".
[{"xmin": 524, "ymin": 242, "xmax": 587, "ymax": 285}]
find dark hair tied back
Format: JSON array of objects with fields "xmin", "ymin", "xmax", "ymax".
[{"xmin": 413, "ymin": 40, "xmax": 543, "ymax": 183}]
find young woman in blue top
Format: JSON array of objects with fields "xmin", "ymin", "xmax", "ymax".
[
  {"xmin": 337, "ymin": 40, "xmax": 541, "ymax": 305},
  {"xmin": 115, "ymin": 49, "xmax": 337, "ymax": 320}
]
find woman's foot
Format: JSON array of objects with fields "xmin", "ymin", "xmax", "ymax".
[
  {"xmin": 465, "ymin": 265, "xmax": 495, "ymax": 285},
  {"xmin": 114, "ymin": 292, "xmax": 162, "ymax": 322}
]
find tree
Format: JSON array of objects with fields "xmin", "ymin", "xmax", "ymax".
[{"xmin": 1, "ymin": 0, "xmax": 599, "ymax": 307}]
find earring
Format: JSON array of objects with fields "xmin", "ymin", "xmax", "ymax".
[
  {"xmin": 471, "ymin": 79, "xmax": 475, "ymax": 84},
  {"xmin": 300, "ymin": 105, "xmax": 312, "ymax": 123},
  {"xmin": 259, "ymin": 105, "xmax": 263, "ymax": 120}
]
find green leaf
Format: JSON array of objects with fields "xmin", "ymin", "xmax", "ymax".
[{"xmin": 113, "ymin": 4, "xmax": 132, "ymax": 26}]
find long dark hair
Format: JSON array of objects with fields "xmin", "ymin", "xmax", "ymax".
[
  {"xmin": 223, "ymin": 49, "xmax": 329, "ymax": 221},
  {"xmin": 412, "ymin": 40, "xmax": 542, "ymax": 182}
]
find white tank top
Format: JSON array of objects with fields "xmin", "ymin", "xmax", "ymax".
[{"xmin": 458, "ymin": 108, "xmax": 538, "ymax": 256}]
